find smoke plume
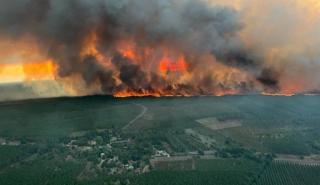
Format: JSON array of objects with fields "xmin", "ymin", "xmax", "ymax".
[
  {"xmin": 1, "ymin": 0, "xmax": 318, "ymax": 96},
  {"xmin": 211, "ymin": 0, "xmax": 320, "ymax": 94}
]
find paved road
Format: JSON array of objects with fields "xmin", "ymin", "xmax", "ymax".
[{"xmin": 122, "ymin": 103, "xmax": 148, "ymax": 130}]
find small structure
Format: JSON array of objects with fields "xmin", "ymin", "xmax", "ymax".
[
  {"xmin": 88, "ymin": 140, "xmax": 97, "ymax": 146},
  {"xmin": 0, "ymin": 138, "xmax": 6, "ymax": 145},
  {"xmin": 154, "ymin": 150, "xmax": 170, "ymax": 158}
]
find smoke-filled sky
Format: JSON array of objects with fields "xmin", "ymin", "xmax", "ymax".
[
  {"xmin": 213, "ymin": 0, "xmax": 320, "ymax": 94},
  {"xmin": 0, "ymin": 0, "xmax": 319, "ymax": 97}
]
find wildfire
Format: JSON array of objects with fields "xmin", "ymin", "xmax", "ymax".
[
  {"xmin": 261, "ymin": 92, "xmax": 295, "ymax": 97},
  {"xmin": 114, "ymin": 91, "xmax": 162, "ymax": 98},
  {"xmin": 280, "ymin": 84, "xmax": 303, "ymax": 96},
  {"xmin": 23, "ymin": 60, "xmax": 57, "ymax": 81},
  {"xmin": 0, "ymin": 34, "xmax": 308, "ymax": 97},
  {"xmin": 0, "ymin": 61, "xmax": 56, "ymax": 82},
  {"xmin": 159, "ymin": 55, "xmax": 187, "ymax": 73},
  {"xmin": 0, "ymin": 35, "xmax": 310, "ymax": 98},
  {"xmin": 261, "ymin": 83, "xmax": 301, "ymax": 96},
  {"xmin": 114, "ymin": 90, "xmax": 193, "ymax": 98},
  {"xmin": 117, "ymin": 40, "xmax": 141, "ymax": 62},
  {"xmin": 215, "ymin": 89, "xmax": 241, "ymax": 97},
  {"xmin": 0, "ymin": 63, "xmax": 24, "ymax": 83},
  {"xmin": 0, "ymin": 36, "xmax": 57, "ymax": 83},
  {"xmin": 81, "ymin": 31, "xmax": 105, "ymax": 62}
]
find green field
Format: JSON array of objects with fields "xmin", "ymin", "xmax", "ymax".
[
  {"xmin": 1, "ymin": 95, "xmax": 320, "ymax": 129},
  {"xmin": 256, "ymin": 162, "xmax": 320, "ymax": 185},
  {"xmin": 0, "ymin": 95, "xmax": 320, "ymax": 185},
  {"xmin": 0, "ymin": 96, "xmax": 140, "ymax": 136},
  {"xmin": 1, "ymin": 95, "xmax": 319, "ymax": 153}
]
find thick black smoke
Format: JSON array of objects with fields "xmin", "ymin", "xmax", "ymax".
[{"xmin": 0, "ymin": 0, "xmax": 277, "ymax": 94}]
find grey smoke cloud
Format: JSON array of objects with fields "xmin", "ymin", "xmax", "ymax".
[{"xmin": 0, "ymin": 0, "xmax": 270, "ymax": 94}]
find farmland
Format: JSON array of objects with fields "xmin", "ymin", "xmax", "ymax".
[
  {"xmin": 256, "ymin": 162, "xmax": 320, "ymax": 185},
  {"xmin": 0, "ymin": 95, "xmax": 320, "ymax": 184}
]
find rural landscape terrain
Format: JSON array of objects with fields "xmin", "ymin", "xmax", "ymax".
[
  {"xmin": 0, "ymin": 95, "xmax": 319, "ymax": 185},
  {"xmin": 1, "ymin": 0, "xmax": 320, "ymax": 184}
]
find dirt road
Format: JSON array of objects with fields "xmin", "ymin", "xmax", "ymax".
[{"xmin": 122, "ymin": 103, "xmax": 148, "ymax": 130}]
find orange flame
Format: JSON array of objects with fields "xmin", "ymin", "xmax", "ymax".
[
  {"xmin": 0, "ymin": 63, "xmax": 24, "ymax": 83},
  {"xmin": 159, "ymin": 55, "xmax": 187, "ymax": 73},
  {"xmin": 114, "ymin": 91, "xmax": 162, "ymax": 98},
  {"xmin": 261, "ymin": 92, "xmax": 295, "ymax": 97},
  {"xmin": 0, "ymin": 32, "xmax": 312, "ymax": 98},
  {"xmin": 23, "ymin": 60, "xmax": 57, "ymax": 81},
  {"xmin": 0, "ymin": 36, "xmax": 57, "ymax": 83}
]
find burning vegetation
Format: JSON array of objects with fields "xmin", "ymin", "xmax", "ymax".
[{"xmin": 0, "ymin": 0, "xmax": 319, "ymax": 97}]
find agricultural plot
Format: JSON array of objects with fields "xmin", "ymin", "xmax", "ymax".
[
  {"xmin": 256, "ymin": 162, "xmax": 320, "ymax": 185},
  {"xmin": 145, "ymin": 159, "xmax": 320, "ymax": 185},
  {"xmin": 134, "ymin": 159, "xmax": 263, "ymax": 185},
  {"xmin": 150, "ymin": 156, "xmax": 195, "ymax": 170},
  {"xmin": 131, "ymin": 171, "xmax": 252, "ymax": 185}
]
